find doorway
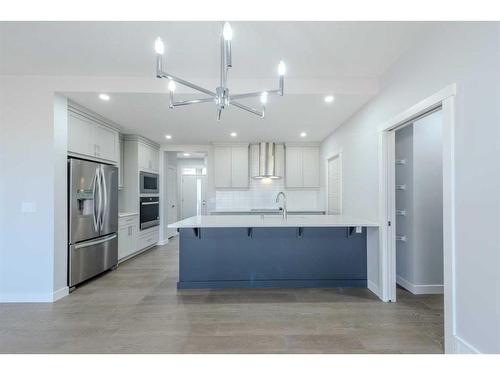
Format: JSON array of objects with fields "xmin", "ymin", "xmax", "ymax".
[
  {"xmin": 165, "ymin": 166, "xmax": 178, "ymax": 238},
  {"xmin": 326, "ymin": 152, "xmax": 342, "ymax": 214},
  {"xmin": 394, "ymin": 110, "xmax": 444, "ymax": 295},
  {"xmin": 178, "ymin": 153, "xmax": 207, "ymax": 219},
  {"xmin": 379, "ymin": 85, "xmax": 456, "ymax": 353}
]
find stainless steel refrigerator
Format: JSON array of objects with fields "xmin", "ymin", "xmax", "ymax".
[{"xmin": 68, "ymin": 158, "xmax": 118, "ymax": 288}]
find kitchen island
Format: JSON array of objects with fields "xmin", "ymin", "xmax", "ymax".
[{"xmin": 168, "ymin": 215, "xmax": 379, "ymax": 289}]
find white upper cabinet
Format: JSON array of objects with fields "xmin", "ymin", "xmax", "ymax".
[
  {"xmin": 214, "ymin": 146, "xmax": 233, "ymax": 188},
  {"xmin": 94, "ymin": 123, "xmax": 118, "ymax": 162},
  {"xmin": 67, "ymin": 113, "xmax": 93, "ymax": 157},
  {"xmin": 285, "ymin": 145, "xmax": 320, "ymax": 188},
  {"xmin": 249, "ymin": 144, "xmax": 260, "ymax": 178},
  {"xmin": 285, "ymin": 146, "xmax": 304, "ymax": 188},
  {"xmin": 274, "ymin": 144, "xmax": 285, "ymax": 178},
  {"xmin": 67, "ymin": 110, "xmax": 119, "ymax": 164},
  {"xmin": 214, "ymin": 144, "xmax": 249, "ymax": 188},
  {"xmin": 138, "ymin": 142, "xmax": 159, "ymax": 172},
  {"xmin": 302, "ymin": 147, "xmax": 320, "ymax": 188},
  {"xmin": 231, "ymin": 146, "xmax": 249, "ymax": 188}
]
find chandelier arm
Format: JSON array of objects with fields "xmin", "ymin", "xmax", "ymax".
[
  {"xmin": 230, "ymin": 89, "xmax": 280, "ymax": 101},
  {"xmin": 158, "ymin": 72, "xmax": 216, "ymax": 97},
  {"xmin": 172, "ymin": 98, "xmax": 216, "ymax": 107},
  {"xmin": 231, "ymin": 101, "xmax": 264, "ymax": 117}
]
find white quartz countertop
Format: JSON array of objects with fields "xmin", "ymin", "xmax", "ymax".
[
  {"xmin": 210, "ymin": 209, "xmax": 326, "ymax": 214},
  {"xmin": 119, "ymin": 212, "xmax": 139, "ymax": 218},
  {"xmin": 168, "ymin": 215, "xmax": 379, "ymax": 228}
]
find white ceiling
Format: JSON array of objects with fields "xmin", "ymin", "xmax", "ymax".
[
  {"xmin": 65, "ymin": 92, "xmax": 374, "ymax": 143},
  {"xmin": 0, "ymin": 21, "xmax": 434, "ymax": 77},
  {"xmin": 1, "ymin": 21, "xmax": 438, "ymax": 144}
]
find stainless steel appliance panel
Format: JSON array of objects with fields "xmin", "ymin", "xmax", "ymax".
[
  {"xmin": 140, "ymin": 171, "xmax": 159, "ymax": 194},
  {"xmin": 69, "ymin": 158, "xmax": 101, "ymax": 244},
  {"xmin": 140, "ymin": 196, "xmax": 160, "ymax": 230},
  {"xmin": 69, "ymin": 234, "xmax": 117, "ymax": 287},
  {"xmin": 98, "ymin": 164, "xmax": 118, "ymax": 237}
]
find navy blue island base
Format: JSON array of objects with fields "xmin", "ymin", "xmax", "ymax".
[{"xmin": 177, "ymin": 226, "xmax": 367, "ymax": 289}]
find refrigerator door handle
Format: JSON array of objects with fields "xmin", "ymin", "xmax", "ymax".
[
  {"xmin": 92, "ymin": 168, "xmax": 99, "ymax": 232},
  {"xmin": 74, "ymin": 233, "xmax": 117, "ymax": 249},
  {"xmin": 99, "ymin": 165, "xmax": 108, "ymax": 232},
  {"xmin": 96, "ymin": 165, "xmax": 103, "ymax": 232}
]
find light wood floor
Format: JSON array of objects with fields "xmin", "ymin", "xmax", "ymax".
[{"xmin": 0, "ymin": 238, "xmax": 444, "ymax": 353}]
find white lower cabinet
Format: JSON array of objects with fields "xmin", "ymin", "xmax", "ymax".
[
  {"xmin": 118, "ymin": 216, "xmax": 159, "ymax": 262},
  {"xmin": 118, "ymin": 215, "xmax": 139, "ymax": 261},
  {"xmin": 138, "ymin": 227, "xmax": 159, "ymax": 250}
]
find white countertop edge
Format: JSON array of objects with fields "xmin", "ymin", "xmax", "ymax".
[
  {"xmin": 210, "ymin": 210, "xmax": 326, "ymax": 213},
  {"xmin": 119, "ymin": 212, "xmax": 139, "ymax": 218},
  {"xmin": 168, "ymin": 215, "xmax": 379, "ymax": 228}
]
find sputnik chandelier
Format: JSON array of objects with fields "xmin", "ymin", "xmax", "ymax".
[{"xmin": 154, "ymin": 22, "xmax": 286, "ymax": 121}]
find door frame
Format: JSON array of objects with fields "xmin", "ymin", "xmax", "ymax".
[
  {"xmin": 325, "ymin": 151, "xmax": 343, "ymax": 214},
  {"xmin": 378, "ymin": 84, "xmax": 456, "ymax": 353},
  {"xmin": 165, "ymin": 166, "xmax": 178, "ymax": 238}
]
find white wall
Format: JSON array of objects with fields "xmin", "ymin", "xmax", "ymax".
[
  {"xmin": 413, "ymin": 111, "xmax": 443, "ymax": 286},
  {"xmin": 320, "ymin": 23, "xmax": 500, "ymax": 353},
  {"xmin": 53, "ymin": 95, "xmax": 69, "ymax": 297},
  {"xmin": 0, "ymin": 83, "xmax": 57, "ymax": 301}
]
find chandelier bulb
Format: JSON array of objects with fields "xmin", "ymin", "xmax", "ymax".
[
  {"xmin": 260, "ymin": 91, "xmax": 268, "ymax": 105},
  {"xmin": 278, "ymin": 61, "xmax": 286, "ymax": 76},
  {"xmin": 168, "ymin": 80, "xmax": 176, "ymax": 92},
  {"xmin": 154, "ymin": 37, "xmax": 165, "ymax": 55},
  {"xmin": 223, "ymin": 22, "xmax": 233, "ymax": 41}
]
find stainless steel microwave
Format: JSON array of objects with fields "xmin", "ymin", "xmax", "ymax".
[{"xmin": 140, "ymin": 171, "xmax": 159, "ymax": 194}]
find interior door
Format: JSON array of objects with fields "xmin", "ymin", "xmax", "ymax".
[
  {"xmin": 69, "ymin": 158, "xmax": 101, "ymax": 244},
  {"xmin": 327, "ymin": 154, "xmax": 342, "ymax": 214},
  {"xmin": 181, "ymin": 175, "xmax": 198, "ymax": 219},
  {"xmin": 166, "ymin": 167, "xmax": 178, "ymax": 238}
]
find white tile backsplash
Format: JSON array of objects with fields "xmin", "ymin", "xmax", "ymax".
[{"xmin": 215, "ymin": 179, "xmax": 322, "ymax": 211}]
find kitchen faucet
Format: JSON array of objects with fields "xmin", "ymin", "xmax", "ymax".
[{"xmin": 275, "ymin": 191, "xmax": 287, "ymax": 220}]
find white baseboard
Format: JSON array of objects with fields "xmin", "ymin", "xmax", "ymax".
[
  {"xmin": 0, "ymin": 286, "xmax": 69, "ymax": 303},
  {"xmin": 52, "ymin": 286, "xmax": 69, "ymax": 301},
  {"xmin": 454, "ymin": 335, "xmax": 481, "ymax": 354},
  {"xmin": 396, "ymin": 275, "xmax": 443, "ymax": 294},
  {"xmin": 157, "ymin": 239, "xmax": 168, "ymax": 246},
  {"xmin": 367, "ymin": 279, "xmax": 382, "ymax": 299}
]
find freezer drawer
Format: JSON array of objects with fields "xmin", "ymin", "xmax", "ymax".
[{"xmin": 69, "ymin": 233, "xmax": 118, "ymax": 287}]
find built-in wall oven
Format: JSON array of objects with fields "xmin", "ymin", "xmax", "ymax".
[
  {"xmin": 140, "ymin": 196, "xmax": 160, "ymax": 230},
  {"xmin": 140, "ymin": 171, "xmax": 159, "ymax": 194}
]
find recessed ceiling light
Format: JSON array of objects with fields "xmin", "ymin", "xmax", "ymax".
[
  {"xmin": 324, "ymin": 95, "xmax": 334, "ymax": 103},
  {"xmin": 99, "ymin": 93, "xmax": 110, "ymax": 101},
  {"xmin": 183, "ymin": 153, "xmax": 191, "ymax": 157},
  {"xmin": 300, "ymin": 132, "xmax": 307, "ymax": 137},
  {"xmin": 230, "ymin": 132, "xmax": 237, "ymax": 137},
  {"xmin": 165, "ymin": 134, "xmax": 172, "ymax": 140}
]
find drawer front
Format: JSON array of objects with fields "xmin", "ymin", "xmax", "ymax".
[
  {"xmin": 138, "ymin": 228, "xmax": 159, "ymax": 250},
  {"xmin": 119, "ymin": 216, "xmax": 139, "ymax": 229}
]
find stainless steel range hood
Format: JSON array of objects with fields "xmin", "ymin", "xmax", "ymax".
[{"xmin": 255, "ymin": 142, "xmax": 281, "ymax": 179}]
